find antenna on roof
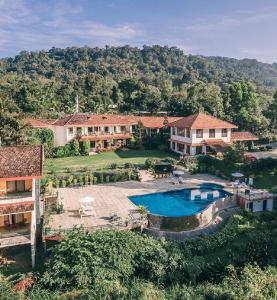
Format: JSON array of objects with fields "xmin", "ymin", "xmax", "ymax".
[{"xmin": 75, "ymin": 95, "xmax": 79, "ymax": 113}]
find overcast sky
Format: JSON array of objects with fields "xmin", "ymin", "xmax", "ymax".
[{"xmin": 1, "ymin": 0, "xmax": 277, "ymax": 63}]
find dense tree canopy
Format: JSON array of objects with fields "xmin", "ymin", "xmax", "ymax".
[{"xmin": 0, "ymin": 45, "xmax": 277, "ymax": 143}]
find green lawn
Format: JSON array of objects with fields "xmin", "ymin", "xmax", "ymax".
[{"xmin": 45, "ymin": 149, "xmax": 177, "ymax": 174}]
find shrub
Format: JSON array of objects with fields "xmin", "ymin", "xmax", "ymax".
[
  {"xmin": 53, "ymin": 178, "xmax": 60, "ymax": 188},
  {"xmin": 106, "ymin": 175, "xmax": 110, "ymax": 183},
  {"xmin": 70, "ymin": 139, "xmax": 80, "ymax": 156},
  {"xmin": 89, "ymin": 175, "xmax": 94, "ymax": 185},
  {"xmin": 124, "ymin": 162, "xmax": 134, "ymax": 169},
  {"xmin": 110, "ymin": 163, "xmax": 118, "ymax": 169},
  {"xmin": 81, "ymin": 140, "xmax": 90, "ymax": 156},
  {"xmin": 99, "ymin": 173, "xmax": 104, "ymax": 183},
  {"xmin": 145, "ymin": 158, "xmax": 157, "ymax": 170},
  {"xmin": 84, "ymin": 175, "xmax": 89, "ymax": 185},
  {"xmin": 61, "ymin": 180, "xmax": 67, "ymax": 188},
  {"xmin": 67, "ymin": 175, "xmax": 74, "ymax": 186}
]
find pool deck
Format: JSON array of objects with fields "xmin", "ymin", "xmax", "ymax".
[{"xmin": 45, "ymin": 172, "xmax": 229, "ymax": 233}]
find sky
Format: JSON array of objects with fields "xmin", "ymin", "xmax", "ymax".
[{"xmin": 0, "ymin": 0, "xmax": 277, "ymax": 63}]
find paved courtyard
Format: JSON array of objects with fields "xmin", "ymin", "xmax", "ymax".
[{"xmin": 46, "ymin": 172, "xmax": 228, "ymax": 232}]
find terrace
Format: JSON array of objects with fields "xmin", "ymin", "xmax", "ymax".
[
  {"xmin": 44, "ymin": 173, "xmax": 228, "ymax": 236},
  {"xmin": 0, "ymin": 224, "xmax": 31, "ymax": 248}
]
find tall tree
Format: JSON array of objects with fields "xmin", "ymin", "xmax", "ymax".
[{"xmin": 0, "ymin": 97, "xmax": 28, "ymax": 145}]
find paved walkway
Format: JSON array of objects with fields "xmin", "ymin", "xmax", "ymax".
[{"xmin": 46, "ymin": 173, "xmax": 228, "ymax": 232}]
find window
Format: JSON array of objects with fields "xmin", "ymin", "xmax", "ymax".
[
  {"xmin": 120, "ymin": 126, "xmax": 126, "ymax": 132},
  {"xmin": 196, "ymin": 129, "xmax": 203, "ymax": 138},
  {"xmin": 172, "ymin": 142, "xmax": 176, "ymax": 150},
  {"xmin": 68, "ymin": 127, "xmax": 74, "ymax": 135},
  {"xmin": 209, "ymin": 129, "xmax": 215, "ymax": 138},
  {"xmin": 104, "ymin": 126, "xmax": 109, "ymax": 133},
  {"xmin": 186, "ymin": 128, "xmax": 191, "ymax": 138},
  {"xmin": 186, "ymin": 145, "xmax": 190, "ymax": 154},
  {"xmin": 172, "ymin": 127, "xmax": 176, "ymax": 135},
  {"xmin": 88, "ymin": 127, "xmax": 93, "ymax": 134},
  {"xmin": 177, "ymin": 143, "xmax": 185, "ymax": 152},
  {"xmin": 222, "ymin": 128, "xmax": 227, "ymax": 137},
  {"xmin": 76, "ymin": 127, "xmax": 82, "ymax": 134},
  {"xmin": 177, "ymin": 128, "xmax": 185, "ymax": 137}
]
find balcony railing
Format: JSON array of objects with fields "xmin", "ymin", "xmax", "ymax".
[
  {"xmin": 0, "ymin": 192, "xmax": 33, "ymax": 205},
  {"xmin": 85, "ymin": 130, "xmax": 130, "ymax": 136}
]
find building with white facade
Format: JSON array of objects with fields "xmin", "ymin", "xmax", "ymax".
[{"xmin": 169, "ymin": 112, "xmax": 258, "ymax": 156}]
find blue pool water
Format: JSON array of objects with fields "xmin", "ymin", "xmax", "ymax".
[{"xmin": 129, "ymin": 186, "xmax": 229, "ymax": 217}]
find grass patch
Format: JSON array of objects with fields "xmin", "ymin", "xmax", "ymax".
[
  {"xmin": 253, "ymin": 173, "xmax": 277, "ymax": 192},
  {"xmin": 45, "ymin": 149, "xmax": 177, "ymax": 174}
]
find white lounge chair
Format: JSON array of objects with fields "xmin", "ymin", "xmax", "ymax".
[
  {"xmin": 171, "ymin": 177, "xmax": 179, "ymax": 185},
  {"xmin": 178, "ymin": 177, "xmax": 185, "ymax": 184},
  {"xmin": 79, "ymin": 203, "xmax": 96, "ymax": 218}
]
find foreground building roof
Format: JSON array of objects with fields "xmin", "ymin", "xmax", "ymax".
[
  {"xmin": 168, "ymin": 112, "xmax": 238, "ymax": 129},
  {"xmin": 0, "ymin": 145, "xmax": 43, "ymax": 180}
]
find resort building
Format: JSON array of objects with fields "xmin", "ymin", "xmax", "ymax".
[
  {"xmin": 27, "ymin": 114, "xmax": 138, "ymax": 151},
  {"xmin": 169, "ymin": 112, "xmax": 258, "ymax": 156},
  {"xmin": 237, "ymin": 190, "xmax": 274, "ymax": 212},
  {"xmin": 26, "ymin": 114, "xmax": 182, "ymax": 151},
  {"xmin": 0, "ymin": 145, "xmax": 43, "ymax": 267}
]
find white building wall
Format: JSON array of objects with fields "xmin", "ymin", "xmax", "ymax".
[
  {"xmin": 191, "ymin": 128, "xmax": 231, "ymax": 144},
  {"xmin": 170, "ymin": 127, "xmax": 232, "ymax": 156},
  {"xmin": 267, "ymin": 199, "xmax": 273, "ymax": 211},
  {"xmin": 253, "ymin": 200, "xmax": 263, "ymax": 212},
  {"xmin": 52, "ymin": 126, "xmax": 68, "ymax": 146}
]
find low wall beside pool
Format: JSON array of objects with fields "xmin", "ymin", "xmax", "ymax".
[{"xmin": 148, "ymin": 195, "xmax": 236, "ymax": 232}]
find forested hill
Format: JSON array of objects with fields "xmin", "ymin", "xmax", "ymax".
[
  {"xmin": 1, "ymin": 46, "xmax": 277, "ymax": 89},
  {"xmin": 0, "ymin": 46, "xmax": 277, "ymax": 136}
]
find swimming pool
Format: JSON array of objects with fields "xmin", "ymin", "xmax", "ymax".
[{"xmin": 129, "ymin": 185, "xmax": 229, "ymax": 217}]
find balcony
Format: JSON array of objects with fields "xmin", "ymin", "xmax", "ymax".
[
  {"xmin": 0, "ymin": 224, "xmax": 31, "ymax": 248},
  {"xmin": 0, "ymin": 192, "xmax": 33, "ymax": 205}
]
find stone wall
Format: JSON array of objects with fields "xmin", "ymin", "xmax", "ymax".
[{"xmin": 148, "ymin": 195, "xmax": 236, "ymax": 232}]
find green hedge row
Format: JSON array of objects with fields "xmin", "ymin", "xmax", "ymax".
[{"xmin": 47, "ymin": 168, "xmax": 140, "ymax": 188}]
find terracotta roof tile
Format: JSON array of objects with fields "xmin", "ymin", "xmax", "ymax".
[
  {"xmin": 53, "ymin": 114, "xmax": 138, "ymax": 126},
  {"xmin": 231, "ymin": 131, "xmax": 258, "ymax": 141},
  {"xmin": 168, "ymin": 113, "xmax": 238, "ymax": 129},
  {"xmin": 139, "ymin": 116, "xmax": 182, "ymax": 128},
  {"xmin": 0, "ymin": 145, "xmax": 43, "ymax": 179},
  {"xmin": 25, "ymin": 118, "xmax": 56, "ymax": 128}
]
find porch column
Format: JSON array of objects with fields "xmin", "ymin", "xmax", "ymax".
[
  {"xmin": 190, "ymin": 146, "xmax": 196, "ymax": 156},
  {"xmin": 32, "ymin": 179, "xmax": 41, "ymax": 225},
  {"xmin": 30, "ymin": 210, "xmax": 36, "ymax": 268}
]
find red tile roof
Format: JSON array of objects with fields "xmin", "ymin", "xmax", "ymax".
[
  {"xmin": 53, "ymin": 114, "xmax": 138, "ymax": 127},
  {"xmin": 168, "ymin": 113, "xmax": 238, "ymax": 129},
  {"xmin": 204, "ymin": 139, "xmax": 231, "ymax": 147},
  {"xmin": 25, "ymin": 118, "xmax": 56, "ymax": 128},
  {"xmin": 231, "ymin": 131, "xmax": 258, "ymax": 141},
  {"xmin": 139, "ymin": 116, "xmax": 182, "ymax": 128},
  {"xmin": 0, "ymin": 201, "xmax": 34, "ymax": 214},
  {"xmin": 0, "ymin": 145, "xmax": 43, "ymax": 179}
]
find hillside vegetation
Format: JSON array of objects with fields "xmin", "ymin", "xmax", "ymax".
[
  {"xmin": 1, "ymin": 211, "xmax": 276, "ymax": 299},
  {"xmin": 0, "ymin": 46, "xmax": 277, "ymax": 138}
]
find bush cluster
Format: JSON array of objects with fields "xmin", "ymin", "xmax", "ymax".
[
  {"xmin": 48, "ymin": 168, "xmax": 139, "ymax": 188},
  {"xmin": 52, "ymin": 140, "xmax": 90, "ymax": 158}
]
